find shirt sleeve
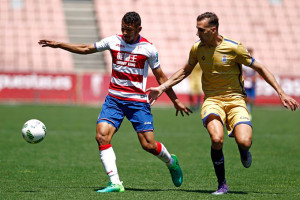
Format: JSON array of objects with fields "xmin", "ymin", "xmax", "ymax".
[
  {"xmin": 188, "ymin": 43, "xmax": 199, "ymax": 66},
  {"xmin": 148, "ymin": 45, "xmax": 160, "ymax": 70},
  {"xmin": 94, "ymin": 36, "xmax": 112, "ymax": 52},
  {"xmin": 235, "ymin": 43, "xmax": 255, "ymax": 66}
]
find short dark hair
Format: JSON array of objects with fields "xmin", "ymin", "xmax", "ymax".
[
  {"xmin": 197, "ymin": 12, "xmax": 219, "ymax": 30},
  {"xmin": 122, "ymin": 11, "xmax": 141, "ymax": 27}
]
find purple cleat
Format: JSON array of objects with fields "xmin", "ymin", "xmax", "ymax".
[{"xmin": 212, "ymin": 183, "xmax": 228, "ymax": 195}]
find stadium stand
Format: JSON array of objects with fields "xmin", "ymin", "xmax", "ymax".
[
  {"xmin": 1, "ymin": 0, "xmax": 300, "ymax": 76},
  {"xmin": 0, "ymin": 0, "xmax": 73, "ymax": 72},
  {"xmin": 63, "ymin": 0, "xmax": 106, "ymax": 71},
  {"xmin": 94, "ymin": 0, "xmax": 300, "ymax": 76}
]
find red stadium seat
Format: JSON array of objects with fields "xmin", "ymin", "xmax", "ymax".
[
  {"xmin": 2, "ymin": 0, "xmax": 300, "ymax": 76},
  {"xmin": 0, "ymin": 0, "xmax": 73, "ymax": 73}
]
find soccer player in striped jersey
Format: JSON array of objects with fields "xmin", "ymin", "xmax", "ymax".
[
  {"xmin": 39, "ymin": 11, "xmax": 191, "ymax": 193},
  {"xmin": 147, "ymin": 12, "xmax": 299, "ymax": 195}
]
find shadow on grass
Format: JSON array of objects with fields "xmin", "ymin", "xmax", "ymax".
[
  {"xmin": 20, "ymin": 186, "xmax": 281, "ymax": 196},
  {"xmin": 19, "ymin": 187, "xmax": 283, "ymax": 196},
  {"xmin": 20, "ymin": 190, "xmax": 40, "ymax": 193},
  {"xmin": 94, "ymin": 187, "xmax": 248, "ymax": 194}
]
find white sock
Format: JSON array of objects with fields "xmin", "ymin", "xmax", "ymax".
[
  {"xmin": 99, "ymin": 145, "xmax": 121, "ymax": 184},
  {"xmin": 156, "ymin": 142, "xmax": 174, "ymax": 167}
]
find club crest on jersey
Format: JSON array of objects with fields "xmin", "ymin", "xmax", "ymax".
[{"xmin": 222, "ymin": 55, "xmax": 227, "ymax": 63}]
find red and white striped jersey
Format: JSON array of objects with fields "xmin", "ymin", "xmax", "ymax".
[{"xmin": 94, "ymin": 35, "xmax": 160, "ymax": 103}]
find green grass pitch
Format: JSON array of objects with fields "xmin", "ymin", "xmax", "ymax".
[{"xmin": 0, "ymin": 104, "xmax": 299, "ymax": 199}]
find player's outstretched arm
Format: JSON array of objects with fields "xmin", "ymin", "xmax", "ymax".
[
  {"xmin": 150, "ymin": 67, "xmax": 192, "ymax": 116},
  {"xmin": 147, "ymin": 63, "xmax": 195, "ymax": 104},
  {"xmin": 251, "ymin": 61, "xmax": 299, "ymax": 111},
  {"xmin": 38, "ymin": 40, "xmax": 97, "ymax": 54}
]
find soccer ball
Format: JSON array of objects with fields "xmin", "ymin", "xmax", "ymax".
[{"xmin": 21, "ymin": 119, "xmax": 47, "ymax": 144}]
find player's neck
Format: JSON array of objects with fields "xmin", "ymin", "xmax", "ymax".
[
  {"xmin": 126, "ymin": 35, "xmax": 141, "ymax": 44},
  {"xmin": 206, "ymin": 35, "xmax": 223, "ymax": 47}
]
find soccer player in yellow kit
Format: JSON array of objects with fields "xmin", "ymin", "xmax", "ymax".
[{"xmin": 147, "ymin": 12, "xmax": 299, "ymax": 195}]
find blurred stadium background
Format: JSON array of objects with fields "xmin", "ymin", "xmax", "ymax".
[
  {"xmin": 1, "ymin": 1, "xmax": 300, "ymax": 199},
  {"xmin": 1, "ymin": 0, "xmax": 300, "ymax": 106}
]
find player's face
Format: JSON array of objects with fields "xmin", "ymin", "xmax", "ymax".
[
  {"xmin": 121, "ymin": 21, "xmax": 142, "ymax": 44},
  {"xmin": 196, "ymin": 18, "xmax": 216, "ymax": 45}
]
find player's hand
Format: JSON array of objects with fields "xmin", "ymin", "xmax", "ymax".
[
  {"xmin": 173, "ymin": 99, "xmax": 193, "ymax": 116},
  {"xmin": 146, "ymin": 86, "xmax": 164, "ymax": 105},
  {"xmin": 38, "ymin": 40, "xmax": 59, "ymax": 48},
  {"xmin": 279, "ymin": 93, "xmax": 299, "ymax": 111}
]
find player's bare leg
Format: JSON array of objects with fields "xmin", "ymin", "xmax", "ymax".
[
  {"xmin": 206, "ymin": 115, "xmax": 228, "ymax": 195},
  {"xmin": 234, "ymin": 124, "xmax": 253, "ymax": 168},
  {"xmin": 96, "ymin": 122, "xmax": 124, "ymax": 193},
  {"xmin": 137, "ymin": 131, "xmax": 183, "ymax": 187}
]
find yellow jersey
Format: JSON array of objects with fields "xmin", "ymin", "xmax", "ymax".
[
  {"xmin": 188, "ymin": 36, "xmax": 255, "ymax": 98},
  {"xmin": 189, "ymin": 64, "xmax": 203, "ymax": 95}
]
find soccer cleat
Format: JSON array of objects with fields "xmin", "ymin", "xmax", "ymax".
[
  {"xmin": 241, "ymin": 151, "xmax": 252, "ymax": 168},
  {"xmin": 168, "ymin": 154, "xmax": 183, "ymax": 187},
  {"xmin": 211, "ymin": 183, "xmax": 228, "ymax": 195},
  {"xmin": 97, "ymin": 181, "xmax": 125, "ymax": 193}
]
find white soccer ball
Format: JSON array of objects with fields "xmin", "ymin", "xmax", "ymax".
[{"xmin": 21, "ymin": 119, "xmax": 47, "ymax": 144}]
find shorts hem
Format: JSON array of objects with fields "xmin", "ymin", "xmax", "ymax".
[
  {"xmin": 136, "ymin": 129, "xmax": 154, "ymax": 133},
  {"xmin": 97, "ymin": 118, "xmax": 118, "ymax": 130},
  {"xmin": 228, "ymin": 121, "xmax": 252, "ymax": 137},
  {"xmin": 202, "ymin": 113, "xmax": 224, "ymax": 128}
]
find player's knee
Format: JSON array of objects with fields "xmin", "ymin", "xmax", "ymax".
[
  {"xmin": 95, "ymin": 127, "xmax": 110, "ymax": 145},
  {"xmin": 95, "ymin": 133, "xmax": 109, "ymax": 145},
  {"xmin": 211, "ymin": 136, "xmax": 224, "ymax": 149},
  {"xmin": 238, "ymin": 137, "xmax": 252, "ymax": 149}
]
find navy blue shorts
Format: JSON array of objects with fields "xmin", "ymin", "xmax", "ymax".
[{"xmin": 97, "ymin": 95, "xmax": 154, "ymax": 133}]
